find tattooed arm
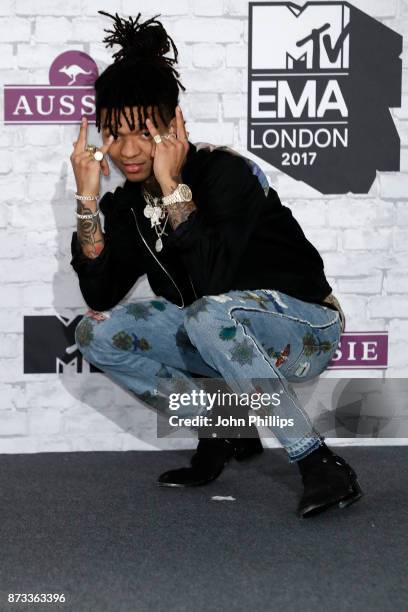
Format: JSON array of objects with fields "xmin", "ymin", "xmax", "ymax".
[
  {"xmin": 76, "ymin": 199, "xmax": 105, "ymax": 259},
  {"xmin": 70, "ymin": 190, "xmax": 147, "ymax": 312},
  {"xmin": 160, "ymin": 175, "xmax": 197, "ymax": 230}
]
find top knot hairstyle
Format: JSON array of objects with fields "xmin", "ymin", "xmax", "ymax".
[{"xmin": 94, "ymin": 10, "xmax": 186, "ymax": 139}]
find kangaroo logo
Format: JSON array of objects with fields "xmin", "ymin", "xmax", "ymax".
[
  {"xmin": 58, "ymin": 64, "xmax": 94, "ymax": 85},
  {"xmin": 4, "ymin": 49, "xmax": 99, "ymax": 124},
  {"xmin": 248, "ymin": 2, "xmax": 402, "ymax": 194}
]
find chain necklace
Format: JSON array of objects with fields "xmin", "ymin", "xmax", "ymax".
[{"xmin": 141, "ymin": 186, "xmax": 170, "ymax": 252}]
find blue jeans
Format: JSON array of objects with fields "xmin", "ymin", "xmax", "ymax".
[{"xmin": 74, "ymin": 288, "xmax": 342, "ymax": 462}]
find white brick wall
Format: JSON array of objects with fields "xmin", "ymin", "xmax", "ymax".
[{"xmin": 1, "ymin": 0, "xmax": 407, "ymax": 453}]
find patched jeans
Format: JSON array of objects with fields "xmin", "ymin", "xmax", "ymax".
[{"xmin": 74, "ymin": 289, "xmax": 342, "ymax": 462}]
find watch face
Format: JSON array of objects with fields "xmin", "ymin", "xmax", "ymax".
[{"xmin": 179, "ymin": 184, "xmax": 192, "ymax": 201}]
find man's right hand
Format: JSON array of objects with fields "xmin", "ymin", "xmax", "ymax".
[{"xmin": 70, "ymin": 116, "xmax": 115, "ymax": 195}]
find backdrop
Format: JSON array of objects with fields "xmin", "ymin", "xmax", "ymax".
[{"xmin": 1, "ymin": 0, "xmax": 407, "ymax": 452}]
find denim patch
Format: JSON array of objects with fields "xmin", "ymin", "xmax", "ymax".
[
  {"xmin": 75, "ymin": 317, "xmax": 94, "ymax": 347},
  {"xmin": 229, "ymin": 338, "xmax": 256, "ymax": 366},
  {"xmin": 294, "ymin": 360, "xmax": 311, "ymax": 377},
  {"xmin": 219, "ymin": 326, "xmax": 237, "ymax": 341},
  {"xmin": 124, "ymin": 303, "xmax": 153, "ymax": 321},
  {"xmin": 112, "ymin": 331, "xmax": 151, "ymax": 352}
]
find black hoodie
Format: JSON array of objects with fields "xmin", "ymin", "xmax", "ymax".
[{"xmin": 70, "ymin": 141, "xmax": 333, "ymax": 312}]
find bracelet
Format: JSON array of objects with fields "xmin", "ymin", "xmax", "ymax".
[
  {"xmin": 75, "ymin": 209, "xmax": 100, "ymax": 219},
  {"xmin": 74, "ymin": 192, "xmax": 100, "ymax": 201}
]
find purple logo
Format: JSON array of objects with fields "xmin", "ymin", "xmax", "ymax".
[
  {"xmin": 4, "ymin": 50, "xmax": 98, "ymax": 124},
  {"xmin": 327, "ymin": 332, "xmax": 388, "ymax": 369}
]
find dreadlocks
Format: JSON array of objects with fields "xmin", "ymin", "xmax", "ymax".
[{"xmin": 94, "ymin": 10, "xmax": 186, "ymax": 139}]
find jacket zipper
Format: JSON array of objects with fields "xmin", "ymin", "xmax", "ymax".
[{"xmin": 130, "ymin": 207, "xmax": 186, "ymax": 309}]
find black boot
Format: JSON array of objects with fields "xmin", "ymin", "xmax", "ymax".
[
  {"xmin": 158, "ymin": 437, "xmax": 235, "ymax": 487},
  {"xmin": 158, "ymin": 395, "xmax": 263, "ymax": 487},
  {"xmin": 296, "ymin": 443, "xmax": 363, "ymax": 518},
  {"xmin": 157, "ymin": 430, "xmax": 263, "ymax": 487}
]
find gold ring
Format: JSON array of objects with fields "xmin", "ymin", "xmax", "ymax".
[{"xmin": 85, "ymin": 144, "xmax": 103, "ymax": 161}]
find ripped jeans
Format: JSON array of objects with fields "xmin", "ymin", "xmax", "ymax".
[{"xmin": 74, "ymin": 288, "xmax": 342, "ymax": 462}]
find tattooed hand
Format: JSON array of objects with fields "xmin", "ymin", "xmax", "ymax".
[{"xmin": 70, "ymin": 116, "xmax": 115, "ymax": 196}]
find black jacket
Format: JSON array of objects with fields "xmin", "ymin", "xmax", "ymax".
[{"xmin": 70, "ymin": 141, "xmax": 333, "ymax": 312}]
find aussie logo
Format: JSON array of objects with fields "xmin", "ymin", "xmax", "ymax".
[
  {"xmin": 248, "ymin": 2, "xmax": 402, "ymax": 193},
  {"xmin": 4, "ymin": 50, "xmax": 98, "ymax": 124}
]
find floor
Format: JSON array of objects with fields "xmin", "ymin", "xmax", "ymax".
[{"xmin": 0, "ymin": 447, "xmax": 407, "ymax": 612}]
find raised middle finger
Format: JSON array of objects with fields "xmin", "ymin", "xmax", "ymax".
[
  {"xmin": 175, "ymin": 106, "xmax": 188, "ymax": 143},
  {"xmin": 74, "ymin": 116, "xmax": 88, "ymax": 154}
]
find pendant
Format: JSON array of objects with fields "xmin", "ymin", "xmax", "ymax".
[
  {"xmin": 143, "ymin": 203, "xmax": 156, "ymax": 218},
  {"xmin": 144, "ymin": 203, "xmax": 164, "ymax": 228},
  {"xmin": 155, "ymin": 237, "xmax": 163, "ymax": 252},
  {"xmin": 150, "ymin": 208, "xmax": 163, "ymax": 227}
]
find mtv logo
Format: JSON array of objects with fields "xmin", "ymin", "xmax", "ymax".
[
  {"xmin": 251, "ymin": 2, "xmax": 350, "ymax": 70},
  {"xmin": 24, "ymin": 315, "xmax": 102, "ymax": 374}
]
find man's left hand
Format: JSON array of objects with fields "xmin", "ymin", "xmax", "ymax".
[{"xmin": 145, "ymin": 105, "xmax": 190, "ymax": 188}]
